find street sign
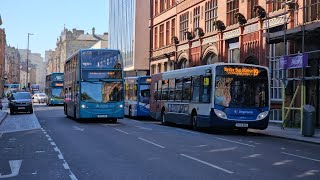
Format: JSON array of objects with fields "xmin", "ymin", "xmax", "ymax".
[{"xmin": 280, "ymin": 53, "xmax": 308, "ymax": 70}]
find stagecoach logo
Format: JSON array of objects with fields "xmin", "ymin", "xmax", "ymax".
[{"xmin": 234, "ymin": 110, "xmax": 254, "ymax": 115}]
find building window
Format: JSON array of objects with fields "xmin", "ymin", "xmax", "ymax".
[
  {"xmin": 269, "ymin": 109, "xmax": 283, "ymax": 123},
  {"xmin": 205, "ymin": 0, "xmax": 218, "ymax": 33},
  {"xmin": 160, "ymin": 24, "xmax": 165, "ymax": 48},
  {"xmin": 155, "ymin": 0, "xmax": 158, "ymax": 16},
  {"xmin": 151, "ymin": 65, "xmax": 156, "ymax": 74},
  {"xmin": 166, "ymin": 0, "xmax": 170, "ymax": 9},
  {"xmin": 228, "ymin": 42, "xmax": 240, "ymax": 63},
  {"xmin": 193, "ymin": 6, "xmax": 200, "ymax": 30},
  {"xmin": 305, "ymin": 0, "xmax": 320, "ymax": 22},
  {"xmin": 269, "ymin": 43, "xmax": 286, "ymax": 101},
  {"xmin": 158, "ymin": 63, "xmax": 162, "ymax": 73},
  {"xmin": 160, "ymin": 0, "xmax": 165, "ymax": 13},
  {"xmin": 171, "ymin": 19, "xmax": 175, "ymax": 43},
  {"xmin": 166, "ymin": 21, "xmax": 170, "ymax": 46},
  {"xmin": 172, "ymin": 0, "xmax": 175, "ymax": 7},
  {"xmin": 227, "ymin": 0, "xmax": 239, "ymax": 26},
  {"xmin": 164, "ymin": 62, "xmax": 168, "ymax": 72},
  {"xmin": 154, "ymin": 27, "xmax": 158, "ymax": 49},
  {"xmin": 249, "ymin": 0, "xmax": 258, "ymax": 19},
  {"xmin": 179, "ymin": 12, "xmax": 189, "ymax": 41},
  {"xmin": 271, "ymin": 1, "xmax": 283, "ymax": 12}
]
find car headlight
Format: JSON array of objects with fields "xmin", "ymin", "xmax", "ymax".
[
  {"xmin": 214, "ymin": 109, "xmax": 227, "ymax": 119},
  {"xmin": 256, "ymin": 111, "xmax": 269, "ymax": 120},
  {"xmin": 119, "ymin": 104, "xmax": 123, "ymax": 108}
]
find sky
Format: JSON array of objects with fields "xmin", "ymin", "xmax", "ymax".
[{"xmin": 0, "ymin": 0, "xmax": 109, "ymax": 58}]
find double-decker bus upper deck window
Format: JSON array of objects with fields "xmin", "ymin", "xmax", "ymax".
[{"xmin": 81, "ymin": 50, "xmax": 120, "ymax": 69}]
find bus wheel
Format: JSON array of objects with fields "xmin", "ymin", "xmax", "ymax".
[
  {"xmin": 192, "ymin": 114, "xmax": 198, "ymax": 130},
  {"xmin": 111, "ymin": 118, "xmax": 117, "ymax": 123},
  {"xmin": 161, "ymin": 111, "xmax": 167, "ymax": 125}
]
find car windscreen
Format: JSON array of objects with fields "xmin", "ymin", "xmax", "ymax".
[{"xmin": 13, "ymin": 93, "xmax": 31, "ymax": 100}]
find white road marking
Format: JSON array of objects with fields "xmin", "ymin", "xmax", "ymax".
[
  {"xmin": 195, "ymin": 144, "xmax": 208, "ymax": 148},
  {"xmin": 63, "ymin": 163, "xmax": 70, "ymax": 170},
  {"xmin": 273, "ymin": 160, "xmax": 292, "ymax": 166},
  {"xmin": 45, "ymin": 135, "xmax": 49, "ymax": 138},
  {"xmin": 0, "ymin": 133, "xmax": 3, "ymax": 138},
  {"xmin": 281, "ymin": 152, "xmax": 320, "ymax": 162},
  {"xmin": 31, "ymin": 171, "xmax": 37, "ymax": 175},
  {"xmin": 51, "ymin": 142, "xmax": 56, "ymax": 146},
  {"xmin": 242, "ymin": 154, "xmax": 261, "ymax": 159},
  {"xmin": 138, "ymin": 137, "xmax": 165, "ymax": 149},
  {"xmin": 135, "ymin": 125, "xmax": 152, "ymax": 131},
  {"xmin": 0, "ymin": 160, "xmax": 23, "ymax": 178},
  {"xmin": 177, "ymin": 129, "xmax": 200, "ymax": 135},
  {"xmin": 58, "ymin": 154, "xmax": 64, "ymax": 160},
  {"xmin": 297, "ymin": 170, "xmax": 319, "ymax": 178},
  {"xmin": 180, "ymin": 154, "xmax": 234, "ymax": 174},
  {"xmin": 208, "ymin": 147, "xmax": 237, "ymax": 153},
  {"xmin": 48, "ymin": 138, "xmax": 52, "ymax": 141},
  {"xmin": 214, "ymin": 137, "xmax": 255, "ymax": 147},
  {"xmin": 54, "ymin": 147, "xmax": 60, "ymax": 152},
  {"xmin": 72, "ymin": 126, "xmax": 84, "ymax": 131},
  {"xmin": 70, "ymin": 173, "xmax": 78, "ymax": 180},
  {"xmin": 114, "ymin": 128, "xmax": 130, "ymax": 135},
  {"xmin": 35, "ymin": 151, "xmax": 45, "ymax": 153}
]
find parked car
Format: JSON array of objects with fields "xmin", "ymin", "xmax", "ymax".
[
  {"xmin": 8, "ymin": 92, "xmax": 33, "ymax": 115},
  {"xmin": 32, "ymin": 93, "xmax": 47, "ymax": 103}
]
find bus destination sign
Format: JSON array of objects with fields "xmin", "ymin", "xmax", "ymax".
[
  {"xmin": 223, "ymin": 67, "xmax": 259, "ymax": 77},
  {"xmin": 83, "ymin": 70, "xmax": 122, "ymax": 79},
  {"xmin": 54, "ymin": 83, "xmax": 64, "ymax": 87}
]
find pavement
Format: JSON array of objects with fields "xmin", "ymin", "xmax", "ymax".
[
  {"xmin": 249, "ymin": 124, "xmax": 320, "ymax": 144},
  {"xmin": 0, "ymin": 98, "xmax": 8, "ymax": 125}
]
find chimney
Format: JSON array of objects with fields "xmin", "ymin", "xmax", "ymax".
[{"xmin": 92, "ymin": 27, "xmax": 95, "ymax": 35}]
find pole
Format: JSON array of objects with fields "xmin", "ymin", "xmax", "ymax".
[{"xmin": 26, "ymin": 33, "xmax": 33, "ymax": 89}]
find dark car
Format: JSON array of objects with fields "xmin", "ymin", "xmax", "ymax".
[{"xmin": 9, "ymin": 92, "xmax": 33, "ymax": 115}]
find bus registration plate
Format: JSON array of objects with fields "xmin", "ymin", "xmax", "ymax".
[
  {"xmin": 235, "ymin": 123, "xmax": 248, "ymax": 128},
  {"xmin": 97, "ymin": 115, "xmax": 108, "ymax": 118}
]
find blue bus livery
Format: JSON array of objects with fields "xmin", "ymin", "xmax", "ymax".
[
  {"xmin": 124, "ymin": 76, "xmax": 151, "ymax": 117},
  {"xmin": 45, "ymin": 73, "xmax": 64, "ymax": 105},
  {"xmin": 64, "ymin": 49, "xmax": 124, "ymax": 121}
]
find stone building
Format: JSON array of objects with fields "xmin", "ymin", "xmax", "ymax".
[
  {"xmin": 109, "ymin": 0, "xmax": 150, "ymax": 76},
  {"xmin": 5, "ymin": 45, "xmax": 20, "ymax": 84},
  {"xmin": 150, "ymin": 0, "xmax": 320, "ymax": 127},
  {"xmin": 46, "ymin": 28, "xmax": 108, "ymax": 74},
  {"xmin": 0, "ymin": 15, "xmax": 6, "ymax": 96},
  {"xmin": 19, "ymin": 49, "xmax": 45, "ymax": 89}
]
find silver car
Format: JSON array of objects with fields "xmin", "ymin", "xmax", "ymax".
[{"xmin": 32, "ymin": 93, "xmax": 47, "ymax": 104}]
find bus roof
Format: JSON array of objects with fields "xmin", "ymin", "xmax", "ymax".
[{"xmin": 65, "ymin": 48, "xmax": 121, "ymax": 63}]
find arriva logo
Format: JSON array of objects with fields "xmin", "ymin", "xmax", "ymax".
[{"xmin": 96, "ymin": 104, "xmax": 112, "ymax": 108}]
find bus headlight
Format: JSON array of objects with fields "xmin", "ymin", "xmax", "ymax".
[
  {"xmin": 256, "ymin": 111, "xmax": 269, "ymax": 120},
  {"xmin": 214, "ymin": 109, "xmax": 227, "ymax": 119},
  {"xmin": 119, "ymin": 104, "xmax": 123, "ymax": 108},
  {"xmin": 81, "ymin": 104, "xmax": 87, "ymax": 109}
]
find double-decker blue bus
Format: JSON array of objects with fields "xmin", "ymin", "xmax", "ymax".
[
  {"xmin": 124, "ymin": 76, "xmax": 151, "ymax": 117},
  {"xmin": 30, "ymin": 84, "xmax": 40, "ymax": 95},
  {"xmin": 64, "ymin": 49, "xmax": 124, "ymax": 122},
  {"xmin": 151, "ymin": 63, "xmax": 270, "ymax": 132},
  {"xmin": 45, "ymin": 73, "xmax": 64, "ymax": 105}
]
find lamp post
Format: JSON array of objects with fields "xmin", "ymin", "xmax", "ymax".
[{"xmin": 26, "ymin": 33, "xmax": 33, "ymax": 89}]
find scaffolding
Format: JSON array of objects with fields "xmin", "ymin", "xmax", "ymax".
[{"xmin": 266, "ymin": 0, "xmax": 320, "ymax": 129}]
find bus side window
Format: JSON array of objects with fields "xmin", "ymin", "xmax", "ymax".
[
  {"xmin": 168, "ymin": 79, "xmax": 175, "ymax": 101},
  {"xmin": 161, "ymin": 80, "xmax": 168, "ymax": 101},
  {"xmin": 201, "ymin": 76, "xmax": 211, "ymax": 103},
  {"xmin": 192, "ymin": 76, "xmax": 200, "ymax": 102},
  {"xmin": 153, "ymin": 82, "xmax": 158, "ymax": 101},
  {"xmin": 183, "ymin": 77, "xmax": 192, "ymax": 101},
  {"xmin": 157, "ymin": 80, "xmax": 162, "ymax": 101},
  {"xmin": 175, "ymin": 79, "xmax": 183, "ymax": 101}
]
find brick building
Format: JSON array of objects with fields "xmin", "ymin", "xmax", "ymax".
[
  {"xmin": 150, "ymin": 0, "xmax": 320, "ymax": 127},
  {"xmin": 0, "ymin": 16, "xmax": 6, "ymax": 96}
]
